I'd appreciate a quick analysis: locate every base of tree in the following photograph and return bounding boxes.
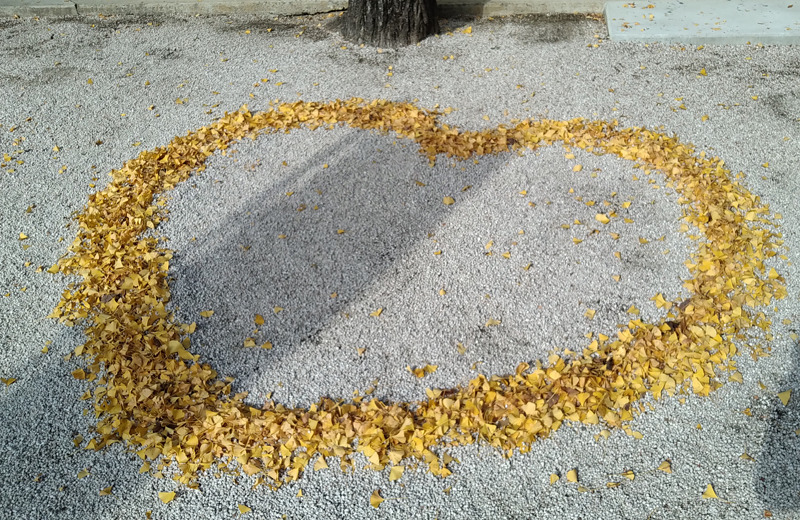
[341,0,439,48]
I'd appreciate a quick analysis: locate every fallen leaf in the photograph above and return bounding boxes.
[370,489,384,508]
[19,233,28,240]
[99,486,113,496]
[389,466,404,481]
[238,504,251,514]
[199,310,214,318]
[273,306,283,314]
[778,390,791,406]
[702,484,718,499]
[550,473,559,485]
[584,309,596,319]
[485,318,501,327]
[740,453,755,462]
[443,196,455,205]
[314,457,328,471]
[370,307,383,317]
[657,460,672,473]
[566,469,578,483]
[158,491,176,504]
[254,314,264,326]
[573,164,583,172]
[1,377,17,386]
[77,468,89,479]
[621,470,635,480]
[595,213,610,224]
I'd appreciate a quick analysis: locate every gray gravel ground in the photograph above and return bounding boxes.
[0,11,799,520]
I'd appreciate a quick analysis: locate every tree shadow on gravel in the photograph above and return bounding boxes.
[756,336,800,515]
[167,126,507,407]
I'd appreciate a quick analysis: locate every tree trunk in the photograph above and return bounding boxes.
[341,0,439,48]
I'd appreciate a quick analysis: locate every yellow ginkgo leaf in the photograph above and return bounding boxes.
[238,504,252,514]
[584,309,596,319]
[254,314,264,326]
[729,371,744,383]
[621,470,635,481]
[595,213,610,224]
[549,473,559,485]
[243,338,256,348]
[778,390,791,406]
[443,196,455,205]
[273,306,283,313]
[566,469,578,483]
[370,489,384,508]
[158,491,176,504]
[199,310,214,318]
[572,164,583,172]
[702,484,718,499]
[19,233,28,240]
[463,26,472,34]
[389,466,404,481]
[699,67,707,76]
[77,468,89,479]
[485,318,501,327]
[657,460,672,473]
[1,377,16,386]
[740,453,755,462]
[314,457,328,471]
[99,486,113,496]
[370,307,383,317]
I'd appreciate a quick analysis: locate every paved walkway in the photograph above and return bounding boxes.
[1,0,799,44]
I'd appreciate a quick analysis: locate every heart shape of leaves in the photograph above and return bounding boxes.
[50,98,786,487]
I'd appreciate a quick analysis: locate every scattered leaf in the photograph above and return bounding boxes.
[485,318,501,327]
[702,484,718,500]
[99,486,113,496]
[238,504,251,514]
[199,310,214,318]
[389,466,404,481]
[550,473,559,485]
[443,196,455,205]
[778,390,791,406]
[370,308,383,317]
[254,314,264,326]
[370,489,384,508]
[566,469,578,483]
[657,460,672,473]
[77,468,89,479]
[158,491,176,504]
[621,470,635,480]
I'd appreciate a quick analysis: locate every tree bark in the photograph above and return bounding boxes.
[341,0,439,48]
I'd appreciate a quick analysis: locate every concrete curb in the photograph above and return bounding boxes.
[0,0,604,18]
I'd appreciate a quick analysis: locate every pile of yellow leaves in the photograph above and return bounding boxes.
[48,98,786,488]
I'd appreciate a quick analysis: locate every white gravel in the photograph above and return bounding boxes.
[0,11,799,520]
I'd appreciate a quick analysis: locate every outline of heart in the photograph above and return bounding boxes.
[50,98,786,487]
